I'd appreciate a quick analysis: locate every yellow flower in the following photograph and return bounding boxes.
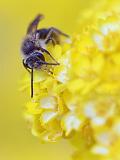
[23,6,120,160]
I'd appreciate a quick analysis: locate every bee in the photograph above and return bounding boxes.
[21,14,69,98]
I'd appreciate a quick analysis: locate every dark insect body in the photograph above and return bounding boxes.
[21,14,69,98]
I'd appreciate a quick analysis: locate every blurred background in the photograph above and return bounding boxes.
[0,0,104,160]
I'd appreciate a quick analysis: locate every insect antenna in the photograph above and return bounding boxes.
[31,68,34,98]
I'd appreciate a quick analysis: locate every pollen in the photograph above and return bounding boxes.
[23,8,120,159]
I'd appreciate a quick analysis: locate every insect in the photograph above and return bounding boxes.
[21,14,69,98]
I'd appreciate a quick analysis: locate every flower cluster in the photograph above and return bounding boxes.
[23,10,120,158]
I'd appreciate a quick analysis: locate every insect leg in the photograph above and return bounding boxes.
[45,38,56,45]
[37,59,60,66]
[48,27,69,37]
[41,65,53,75]
[39,47,60,65]
[27,14,44,34]
[44,28,57,44]
[43,62,59,65]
